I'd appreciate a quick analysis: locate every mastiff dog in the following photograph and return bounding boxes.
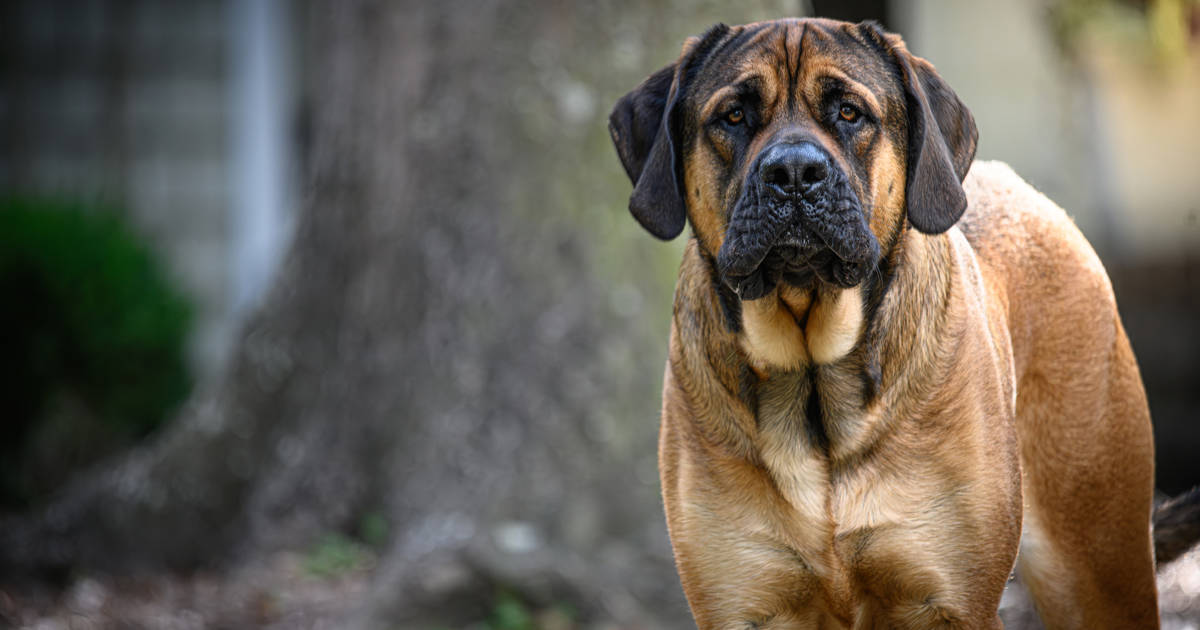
[609,17,1200,629]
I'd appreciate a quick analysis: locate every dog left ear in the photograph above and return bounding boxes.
[862,23,978,234]
[609,24,730,240]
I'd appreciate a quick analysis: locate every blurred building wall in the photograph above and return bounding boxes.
[893,0,1200,259]
[0,0,297,381]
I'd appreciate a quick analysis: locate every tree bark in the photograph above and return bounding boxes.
[2,1,797,626]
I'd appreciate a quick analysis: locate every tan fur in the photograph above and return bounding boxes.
[741,292,811,370]
[805,287,864,365]
[636,19,1157,630]
[962,162,1158,628]
[741,285,864,370]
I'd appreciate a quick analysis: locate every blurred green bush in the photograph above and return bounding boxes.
[0,198,192,507]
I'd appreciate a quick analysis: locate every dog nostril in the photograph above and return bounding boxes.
[802,163,827,184]
[766,165,791,189]
[761,142,830,195]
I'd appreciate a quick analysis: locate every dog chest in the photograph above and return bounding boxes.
[753,368,880,562]
[750,367,973,618]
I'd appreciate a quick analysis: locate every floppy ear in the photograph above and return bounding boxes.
[609,25,729,240]
[866,24,978,234]
[609,63,686,239]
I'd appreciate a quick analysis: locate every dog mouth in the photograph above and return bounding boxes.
[720,231,873,301]
[716,178,879,301]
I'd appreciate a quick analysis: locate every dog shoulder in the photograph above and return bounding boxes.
[958,160,1124,384]
[959,160,1114,298]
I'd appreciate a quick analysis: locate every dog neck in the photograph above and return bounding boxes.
[733,227,956,377]
[669,228,965,460]
[739,284,865,373]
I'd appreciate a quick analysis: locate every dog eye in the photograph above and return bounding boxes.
[724,108,745,125]
[838,104,860,123]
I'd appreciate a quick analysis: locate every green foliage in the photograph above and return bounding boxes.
[0,197,192,506]
[1050,0,1199,66]
[482,589,577,630]
[302,533,371,578]
[301,513,388,579]
[358,510,390,548]
[488,590,534,630]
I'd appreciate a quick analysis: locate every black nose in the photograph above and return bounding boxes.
[758,142,831,199]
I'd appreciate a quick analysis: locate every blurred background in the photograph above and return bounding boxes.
[0,0,1196,628]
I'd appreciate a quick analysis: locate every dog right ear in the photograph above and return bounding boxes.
[609,25,729,241]
[609,59,688,240]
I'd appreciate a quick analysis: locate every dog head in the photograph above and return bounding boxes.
[610,18,976,301]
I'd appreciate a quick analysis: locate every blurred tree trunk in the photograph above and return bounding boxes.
[2,1,795,626]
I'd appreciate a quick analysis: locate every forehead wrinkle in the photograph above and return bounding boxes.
[699,85,740,121]
[774,24,790,81]
[726,46,784,114]
[736,28,785,116]
[766,24,795,113]
[789,22,804,89]
[726,23,778,60]
[780,22,813,121]
[814,68,882,116]
[801,24,895,102]
[715,70,776,115]
[700,24,783,102]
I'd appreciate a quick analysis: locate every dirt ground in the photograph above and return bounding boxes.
[2,545,1199,630]
[0,551,373,630]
